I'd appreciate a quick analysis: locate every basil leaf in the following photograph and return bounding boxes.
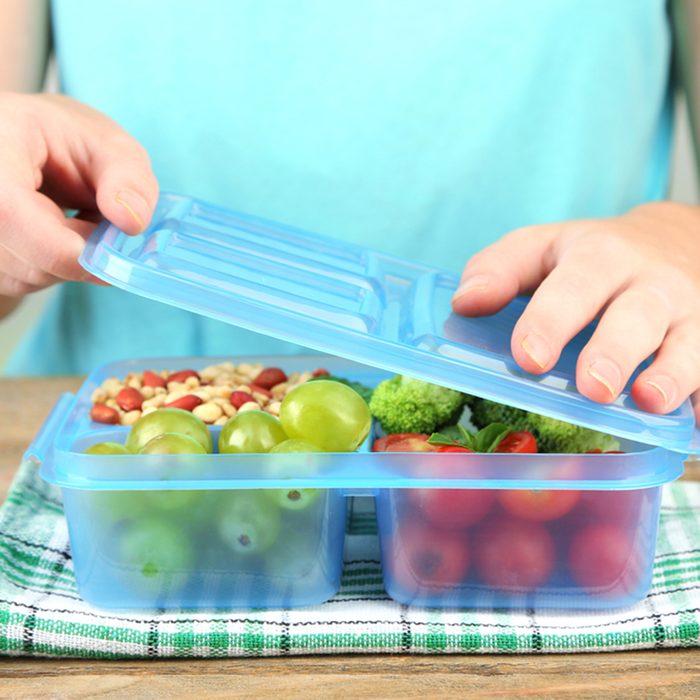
[474,423,512,453]
[427,432,462,446]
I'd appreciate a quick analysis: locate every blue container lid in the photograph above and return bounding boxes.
[80,193,700,454]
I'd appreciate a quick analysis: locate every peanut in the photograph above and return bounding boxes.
[193,401,223,424]
[90,388,107,404]
[122,410,142,426]
[266,400,281,416]
[116,387,144,412]
[142,394,166,410]
[253,367,287,390]
[90,403,120,424]
[237,401,261,413]
[222,403,237,417]
[164,394,204,411]
[103,378,123,399]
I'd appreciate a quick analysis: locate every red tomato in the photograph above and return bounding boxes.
[498,489,581,522]
[474,518,555,590]
[569,524,635,591]
[578,490,643,527]
[435,445,473,453]
[410,488,494,529]
[495,431,538,453]
[389,522,470,591]
[372,433,433,453]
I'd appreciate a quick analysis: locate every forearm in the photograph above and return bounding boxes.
[0,0,51,92]
[671,0,700,180]
[0,1,51,322]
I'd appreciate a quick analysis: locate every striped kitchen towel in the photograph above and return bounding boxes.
[0,460,699,658]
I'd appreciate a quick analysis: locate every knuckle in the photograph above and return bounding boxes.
[0,276,34,298]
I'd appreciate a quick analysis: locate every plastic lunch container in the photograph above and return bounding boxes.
[25,193,700,611]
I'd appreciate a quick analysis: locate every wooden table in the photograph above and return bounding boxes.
[1,377,699,699]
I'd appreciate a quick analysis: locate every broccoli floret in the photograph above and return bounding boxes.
[369,375,466,434]
[468,398,619,453]
[307,375,374,404]
[532,415,620,453]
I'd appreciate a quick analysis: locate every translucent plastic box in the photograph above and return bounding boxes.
[29,354,684,611]
[25,192,699,610]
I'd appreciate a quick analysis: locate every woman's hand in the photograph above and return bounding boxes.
[452,202,700,421]
[0,92,158,307]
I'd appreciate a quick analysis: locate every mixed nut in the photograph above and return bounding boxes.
[89,362,325,426]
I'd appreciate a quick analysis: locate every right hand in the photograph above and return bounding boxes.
[0,92,159,299]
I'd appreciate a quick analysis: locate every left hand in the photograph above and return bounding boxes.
[452,202,700,423]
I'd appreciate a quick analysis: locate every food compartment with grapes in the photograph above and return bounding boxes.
[67,358,372,609]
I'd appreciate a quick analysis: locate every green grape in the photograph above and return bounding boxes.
[125,408,212,453]
[136,433,207,512]
[93,491,150,524]
[85,442,131,455]
[267,438,323,510]
[279,380,371,452]
[116,517,193,582]
[269,439,322,453]
[262,526,321,579]
[218,491,281,555]
[218,411,287,454]
[138,432,207,455]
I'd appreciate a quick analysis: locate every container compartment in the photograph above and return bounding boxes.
[376,485,660,609]
[63,486,346,609]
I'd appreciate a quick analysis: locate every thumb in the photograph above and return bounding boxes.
[451,224,560,317]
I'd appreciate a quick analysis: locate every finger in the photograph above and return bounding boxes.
[0,189,99,283]
[510,248,632,374]
[21,96,160,235]
[451,224,560,317]
[575,282,673,403]
[83,131,159,235]
[692,389,700,427]
[631,318,700,414]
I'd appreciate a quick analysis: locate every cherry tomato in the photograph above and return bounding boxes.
[435,445,473,453]
[577,490,642,527]
[474,518,555,590]
[409,488,494,529]
[498,489,581,522]
[569,523,635,591]
[372,433,433,452]
[389,521,470,592]
[495,431,537,453]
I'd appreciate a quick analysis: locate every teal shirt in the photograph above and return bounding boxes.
[6,0,673,375]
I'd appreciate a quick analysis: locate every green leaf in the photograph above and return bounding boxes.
[427,432,463,447]
[473,423,512,453]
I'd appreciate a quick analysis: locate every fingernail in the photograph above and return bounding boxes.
[452,274,491,301]
[645,377,675,411]
[114,190,146,230]
[520,332,552,369]
[587,358,622,400]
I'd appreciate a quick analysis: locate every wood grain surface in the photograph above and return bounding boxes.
[0,377,699,699]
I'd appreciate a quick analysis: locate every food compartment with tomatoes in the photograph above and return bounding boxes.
[369,381,682,609]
